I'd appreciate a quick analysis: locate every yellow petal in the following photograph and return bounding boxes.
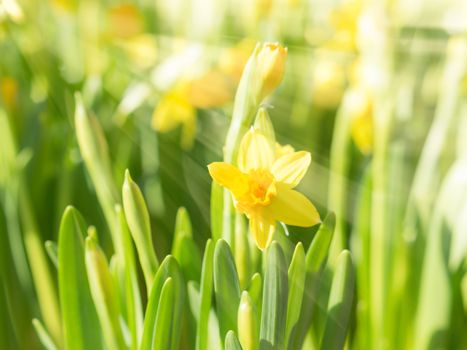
[266,183,320,227]
[207,162,248,198]
[271,151,311,187]
[237,129,274,173]
[275,143,294,158]
[249,216,275,250]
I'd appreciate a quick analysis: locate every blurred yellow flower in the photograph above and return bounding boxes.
[219,40,255,82]
[0,77,18,110]
[151,84,196,149]
[186,70,235,108]
[328,0,362,51]
[208,129,320,249]
[151,70,236,149]
[348,86,373,154]
[312,60,345,109]
[107,4,144,39]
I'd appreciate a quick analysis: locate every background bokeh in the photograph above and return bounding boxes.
[1,0,467,349]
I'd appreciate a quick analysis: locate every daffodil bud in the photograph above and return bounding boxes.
[256,43,287,101]
[253,107,276,147]
[237,291,259,350]
[122,169,159,289]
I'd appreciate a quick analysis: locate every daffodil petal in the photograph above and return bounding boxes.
[238,129,274,172]
[249,217,275,250]
[267,183,320,227]
[271,151,311,187]
[207,162,248,198]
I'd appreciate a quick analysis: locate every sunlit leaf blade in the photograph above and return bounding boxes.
[214,239,241,343]
[172,208,202,283]
[153,277,175,350]
[115,205,143,350]
[321,250,355,350]
[196,239,215,350]
[140,255,185,350]
[285,243,306,349]
[225,330,243,350]
[74,93,119,235]
[248,272,263,321]
[58,206,102,350]
[44,241,58,269]
[32,319,58,350]
[85,228,126,350]
[291,212,335,349]
[260,241,288,350]
[122,169,159,290]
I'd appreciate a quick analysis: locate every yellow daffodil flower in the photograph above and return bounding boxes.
[208,129,320,249]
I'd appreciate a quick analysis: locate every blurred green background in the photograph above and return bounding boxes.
[1,0,466,349]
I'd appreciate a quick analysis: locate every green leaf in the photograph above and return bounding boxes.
[196,239,215,350]
[248,272,263,317]
[58,206,102,350]
[234,214,251,289]
[225,331,243,350]
[210,182,223,241]
[122,169,159,290]
[74,93,119,235]
[85,228,126,350]
[290,212,335,349]
[214,239,241,343]
[32,319,58,350]
[320,250,355,350]
[153,278,175,350]
[285,243,306,349]
[115,205,143,350]
[44,241,58,269]
[260,241,288,350]
[140,255,185,350]
[172,208,202,283]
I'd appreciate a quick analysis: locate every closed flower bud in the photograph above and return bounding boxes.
[256,43,287,100]
[238,291,258,350]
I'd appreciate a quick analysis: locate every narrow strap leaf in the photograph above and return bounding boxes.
[285,243,306,348]
[260,241,288,350]
[320,250,355,350]
[225,331,243,350]
[196,239,215,350]
[291,212,335,349]
[214,239,241,343]
[58,206,102,350]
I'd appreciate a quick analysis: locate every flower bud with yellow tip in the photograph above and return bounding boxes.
[238,291,259,350]
[256,43,287,101]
